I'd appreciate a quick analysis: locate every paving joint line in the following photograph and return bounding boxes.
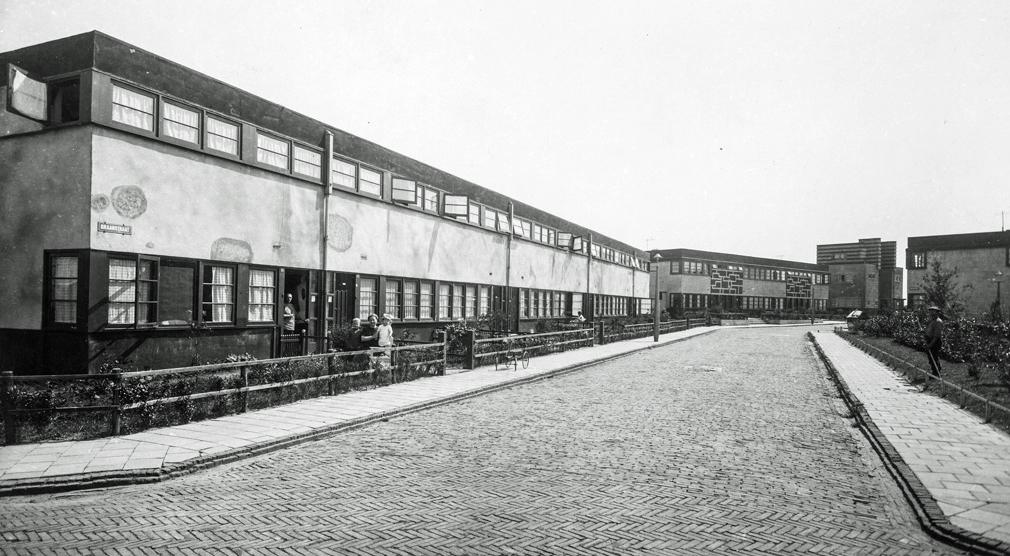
[808,331,1010,556]
[0,329,716,497]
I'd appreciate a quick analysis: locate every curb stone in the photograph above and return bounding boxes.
[0,329,717,497]
[808,331,1010,556]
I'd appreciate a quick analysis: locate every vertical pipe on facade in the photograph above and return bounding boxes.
[587,234,593,315]
[321,131,333,287]
[506,202,513,321]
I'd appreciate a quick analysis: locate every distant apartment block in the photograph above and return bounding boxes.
[648,249,829,315]
[906,231,1010,317]
[817,238,904,311]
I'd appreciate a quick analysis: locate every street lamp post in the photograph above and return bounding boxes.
[652,253,663,342]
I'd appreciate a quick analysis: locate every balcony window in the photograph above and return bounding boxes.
[359,167,382,196]
[293,145,322,179]
[206,116,239,156]
[112,84,155,131]
[162,102,200,144]
[256,133,289,170]
[332,158,357,189]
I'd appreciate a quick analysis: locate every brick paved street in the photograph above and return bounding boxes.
[1,327,960,554]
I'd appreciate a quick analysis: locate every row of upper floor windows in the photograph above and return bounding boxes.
[6,65,646,271]
[656,259,830,283]
[908,248,1010,270]
[99,78,646,269]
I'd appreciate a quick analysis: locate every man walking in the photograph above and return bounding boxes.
[924,306,944,377]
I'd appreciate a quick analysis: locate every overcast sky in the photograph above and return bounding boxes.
[3,0,1009,264]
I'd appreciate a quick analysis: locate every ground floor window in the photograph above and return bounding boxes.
[358,277,377,319]
[249,269,276,322]
[50,255,79,324]
[202,266,235,323]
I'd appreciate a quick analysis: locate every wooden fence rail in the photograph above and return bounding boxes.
[1,343,445,445]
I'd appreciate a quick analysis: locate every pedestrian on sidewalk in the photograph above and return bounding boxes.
[924,305,944,376]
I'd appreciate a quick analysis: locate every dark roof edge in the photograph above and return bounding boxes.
[907,230,1010,251]
[649,248,826,271]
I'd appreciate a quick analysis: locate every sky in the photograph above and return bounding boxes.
[2,0,1009,264]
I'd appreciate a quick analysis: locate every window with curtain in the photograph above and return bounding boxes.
[248,269,276,322]
[359,167,382,196]
[206,116,239,155]
[51,255,78,324]
[108,258,137,325]
[162,102,199,144]
[438,284,450,319]
[385,280,401,319]
[256,133,289,170]
[202,266,234,322]
[520,289,528,318]
[403,281,418,319]
[465,285,476,318]
[112,84,154,131]
[358,278,377,318]
[452,285,464,319]
[419,282,433,319]
[293,145,322,179]
[478,286,489,317]
[332,158,356,189]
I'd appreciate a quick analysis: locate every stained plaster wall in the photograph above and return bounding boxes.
[0,126,92,330]
[90,130,320,268]
[589,260,647,298]
[92,129,511,285]
[509,240,587,292]
[327,199,507,284]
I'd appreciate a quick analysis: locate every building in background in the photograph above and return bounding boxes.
[906,230,1010,317]
[816,238,904,312]
[0,32,651,374]
[648,249,829,316]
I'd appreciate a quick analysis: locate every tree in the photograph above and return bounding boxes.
[920,259,971,316]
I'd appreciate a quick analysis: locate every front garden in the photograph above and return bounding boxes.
[846,308,1010,434]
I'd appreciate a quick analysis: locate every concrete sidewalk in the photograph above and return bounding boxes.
[812,331,1010,555]
[0,326,717,496]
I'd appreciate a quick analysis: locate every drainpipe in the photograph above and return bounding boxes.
[587,233,593,318]
[507,202,514,332]
[321,131,333,339]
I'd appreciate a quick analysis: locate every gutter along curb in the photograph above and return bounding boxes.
[808,332,1010,556]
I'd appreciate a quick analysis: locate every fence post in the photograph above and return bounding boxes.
[240,365,249,413]
[327,354,335,396]
[440,330,448,375]
[110,369,123,437]
[1,371,16,445]
[465,330,476,370]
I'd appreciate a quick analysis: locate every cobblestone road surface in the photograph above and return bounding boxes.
[2,327,961,554]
